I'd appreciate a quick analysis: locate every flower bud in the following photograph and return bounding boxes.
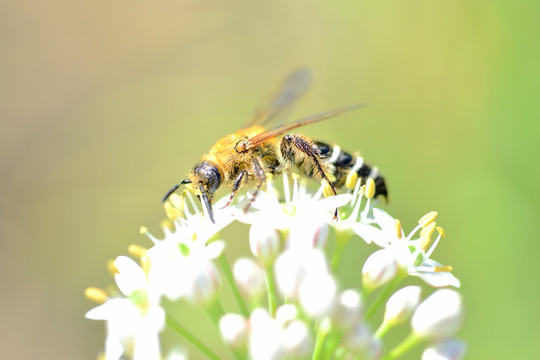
[219,313,248,349]
[281,320,312,357]
[422,339,467,360]
[343,323,381,359]
[412,289,463,340]
[188,262,222,306]
[298,273,337,318]
[249,222,280,265]
[233,257,265,300]
[362,249,398,290]
[331,289,363,331]
[384,286,422,325]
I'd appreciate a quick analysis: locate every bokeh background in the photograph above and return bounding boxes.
[1,0,538,359]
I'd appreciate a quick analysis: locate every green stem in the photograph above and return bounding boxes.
[375,319,392,338]
[218,253,250,317]
[364,275,404,321]
[311,324,327,360]
[166,314,220,360]
[264,263,277,317]
[331,230,352,272]
[381,333,422,360]
[206,298,226,326]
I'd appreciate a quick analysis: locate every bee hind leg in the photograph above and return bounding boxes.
[281,134,339,220]
[221,170,247,208]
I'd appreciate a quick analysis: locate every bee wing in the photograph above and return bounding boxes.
[244,104,366,150]
[247,68,312,126]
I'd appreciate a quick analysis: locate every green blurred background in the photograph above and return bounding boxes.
[1,0,538,359]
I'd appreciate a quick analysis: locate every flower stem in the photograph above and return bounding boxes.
[331,230,352,272]
[364,275,403,321]
[165,314,220,360]
[264,263,278,317]
[218,253,250,317]
[381,333,421,360]
[375,319,392,338]
[311,323,328,360]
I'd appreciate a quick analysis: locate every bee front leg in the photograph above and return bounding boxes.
[222,170,248,208]
[281,134,339,220]
[243,158,266,213]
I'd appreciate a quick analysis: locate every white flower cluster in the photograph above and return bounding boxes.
[86,175,465,360]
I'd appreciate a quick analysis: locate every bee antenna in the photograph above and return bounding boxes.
[198,185,215,223]
[162,179,191,202]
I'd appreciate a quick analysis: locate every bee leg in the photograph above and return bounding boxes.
[244,159,266,213]
[221,170,247,208]
[281,134,339,220]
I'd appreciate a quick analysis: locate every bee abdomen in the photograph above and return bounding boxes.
[314,140,388,199]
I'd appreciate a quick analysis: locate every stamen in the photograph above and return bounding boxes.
[365,178,376,199]
[283,173,291,203]
[345,171,358,190]
[164,201,183,221]
[420,222,437,238]
[436,226,446,238]
[160,219,174,233]
[322,179,334,198]
[139,226,158,244]
[418,211,438,228]
[85,287,108,304]
[394,219,403,239]
[419,222,436,250]
[128,244,148,259]
[168,193,185,212]
[349,179,364,221]
[434,265,453,272]
[292,173,300,202]
[107,259,118,275]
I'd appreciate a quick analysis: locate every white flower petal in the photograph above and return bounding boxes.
[114,256,147,296]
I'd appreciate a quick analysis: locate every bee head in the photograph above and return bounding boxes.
[188,161,222,223]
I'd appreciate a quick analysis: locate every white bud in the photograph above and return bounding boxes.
[275,249,328,299]
[276,304,298,325]
[332,289,363,331]
[298,273,337,318]
[249,309,282,360]
[422,339,467,360]
[249,222,280,265]
[281,320,312,357]
[384,286,422,325]
[188,262,222,306]
[412,289,463,340]
[362,249,398,290]
[219,313,248,349]
[233,257,265,300]
[343,323,381,359]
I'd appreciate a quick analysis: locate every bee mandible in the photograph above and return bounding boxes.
[162,69,387,222]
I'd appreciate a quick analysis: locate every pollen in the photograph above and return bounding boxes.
[168,193,185,212]
[394,219,403,239]
[107,259,118,275]
[345,170,358,190]
[139,226,148,234]
[85,287,108,304]
[419,222,436,250]
[160,219,174,232]
[434,265,453,273]
[436,226,446,238]
[164,201,183,221]
[322,179,334,198]
[365,178,376,199]
[418,211,438,228]
[128,244,148,259]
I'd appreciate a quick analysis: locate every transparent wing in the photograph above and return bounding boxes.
[244,104,366,150]
[247,67,312,127]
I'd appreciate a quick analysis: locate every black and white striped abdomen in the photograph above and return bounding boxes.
[315,140,388,199]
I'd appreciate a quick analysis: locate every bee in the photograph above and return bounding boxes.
[162,69,387,222]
